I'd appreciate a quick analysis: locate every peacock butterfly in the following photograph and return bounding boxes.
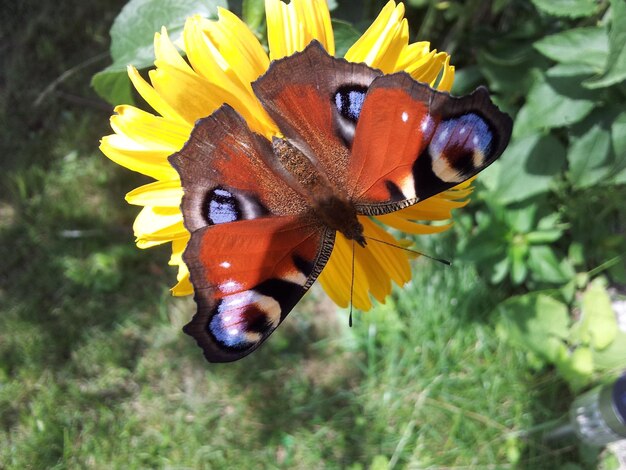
[169,40,513,363]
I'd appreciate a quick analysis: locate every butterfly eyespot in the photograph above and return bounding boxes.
[428,113,494,182]
[334,85,367,122]
[208,290,281,350]
[204,188,240,225]
[203,187,269,226]
[333,85,368,146]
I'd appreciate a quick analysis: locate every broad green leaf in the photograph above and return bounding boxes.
[568,123,612,188]
[528,245,573,284]
[109,0,226,66]
[556,346,594,391]
[332,19,361,58]
[526,229,564,244]
[487,134,566,204]
[92,0,226,105]
[569,347,594,376]
[534,27,608,70]
[242,0,265,33]
[477,44,541,99]
[585,0,626,89]
[506,204,537,233]
[611,111,626,182]
[547,63,602,77]
[92,69,135,106]
[578,279,618,349]
[593,331,626,369]
[530,0,599,18]
[370,455,390,470]
[513,72,601,138]
[496,293,570,362]
[510,243,529,285]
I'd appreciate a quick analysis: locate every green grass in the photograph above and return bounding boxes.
[0,0,613,468]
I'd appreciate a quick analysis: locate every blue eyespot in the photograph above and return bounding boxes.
[334,85,367,122]
[205,188,240,225]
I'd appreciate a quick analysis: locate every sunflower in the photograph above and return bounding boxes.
[100,0,473,311]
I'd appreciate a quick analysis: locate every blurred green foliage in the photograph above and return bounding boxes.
[1,0,625,468]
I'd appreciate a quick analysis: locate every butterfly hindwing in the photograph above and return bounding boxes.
[181,216,332,362]
[169,107,333,362]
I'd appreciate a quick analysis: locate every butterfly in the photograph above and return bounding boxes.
[169,40,513,363]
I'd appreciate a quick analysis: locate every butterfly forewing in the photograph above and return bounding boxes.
[349,73,513,213]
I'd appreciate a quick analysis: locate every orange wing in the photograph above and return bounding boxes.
[348,73,513,213]
[252,41,381,189]
[169,106,333,362]
[182,216,332,362]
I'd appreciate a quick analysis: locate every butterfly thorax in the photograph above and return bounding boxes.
[272,137,365,246]
[314,195,365,247]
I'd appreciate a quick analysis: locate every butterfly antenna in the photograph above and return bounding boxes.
[349,240,356,327]
[364,236,452,266]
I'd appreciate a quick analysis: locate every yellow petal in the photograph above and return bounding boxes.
[375,213,453,234]
[183,16,277,136]
[395,41,432,71]
[134,206,185,239]
[199,8,270,86]
[170,238,194,296]
[110,105,190,151]
[318,217,412,311]
[154,27,193,72]
[398,197,470,221]
[266,0,334,60]
[438,56,455,92]
[361,218,411,288]
[100,135,178,180]
[169,236,189,266]
[184,16,248,95]
[318,233,373,310]
[125,180,183,207]
[127,65,187,124]
[172,270,194,296]
[148,63,228,125]
[344,1,407,71]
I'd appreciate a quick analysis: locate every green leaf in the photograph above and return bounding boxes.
[510,243,529,285]
[332,19,361,58]
[496,293,570,362]
[530,0,599,18]
[568,123,612,188]
[92,69,135,106]
[585,0,626,89]
[534,27,608,71]
[547,63,602,77]
[593,331,626,369]
[556,346,594,390]
[528,245,573,284]
[487,134,566,204]
[477,43,540,99]
[242,0,265,34]
[611,111,626,182]
[92,0,226,104]
[526,229,564,244]
[370,455,390,470]
[578,279,618,349]
[513,72,601,138]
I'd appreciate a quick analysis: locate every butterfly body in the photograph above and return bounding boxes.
[169,41,512,362]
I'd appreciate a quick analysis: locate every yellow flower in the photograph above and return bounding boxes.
[100,0,469,309]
